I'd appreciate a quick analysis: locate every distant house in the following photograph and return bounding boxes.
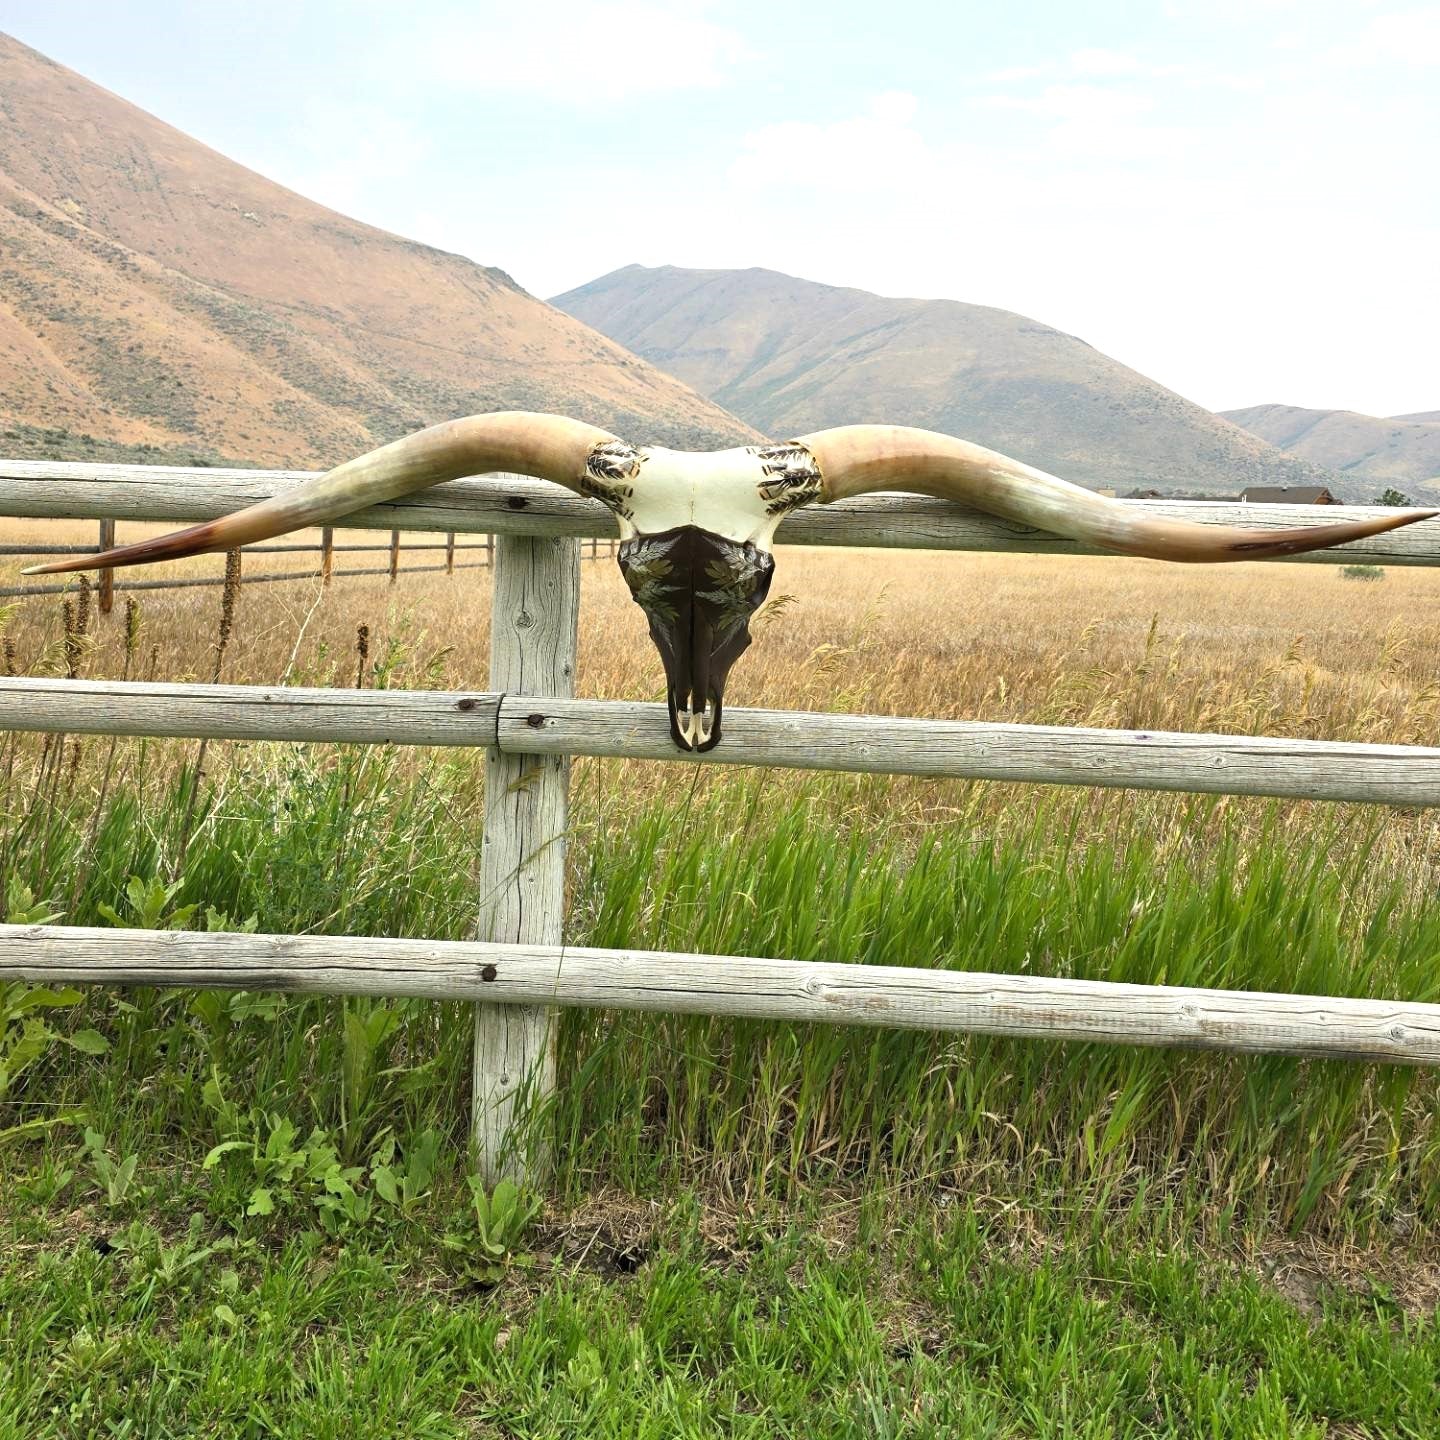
[1122,488,1240,502]
[1240,486,1339,505]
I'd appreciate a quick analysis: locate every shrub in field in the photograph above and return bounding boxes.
[1340,564,1386,581]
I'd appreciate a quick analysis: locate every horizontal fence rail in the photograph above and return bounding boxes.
[3,677,1438,806]
[3,459,1437,563]
[3,925,1437,1066]
[0,563,492,598]
[0,542,496,557]
[0,677,500,746]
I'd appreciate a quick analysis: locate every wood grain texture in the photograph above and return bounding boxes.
[2,678,1437,807]
[5,925,1437,1067]
[503,699,1440,806]
[3,460,1438,563]
[473,535,580,1182]
[0,564,489,599]
[0,676,501,746]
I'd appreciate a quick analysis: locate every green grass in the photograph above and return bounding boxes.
[8,746,1437,1228]
[2,1190,1436,1439]
[3,738,1439,1433]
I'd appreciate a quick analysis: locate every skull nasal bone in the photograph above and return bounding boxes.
[689,613,714,718]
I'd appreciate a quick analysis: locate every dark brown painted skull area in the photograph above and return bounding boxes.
[616,526,776,752]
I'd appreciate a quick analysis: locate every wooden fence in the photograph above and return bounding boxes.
[1,456,1439,1181]
[0,517,618,608]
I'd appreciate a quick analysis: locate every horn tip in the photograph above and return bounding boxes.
[18,560,93,576]
[1379,507,1440,531]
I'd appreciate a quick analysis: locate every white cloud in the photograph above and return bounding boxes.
[729,91,936,192]
[972,84,1192,162]
[425,1,753,102]
[977,84,1155,121]
[985,63,1051,84]
[1327,7,1440,66]
[1068,48,1150,76]
[249,101,432,218]
[985,50,1188,85]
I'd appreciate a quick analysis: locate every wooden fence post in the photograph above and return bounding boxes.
[97,520,115,614]
[388,530,400,584]
[472,534,579,1183]
[321,528,334,586]
[445,532,456,574]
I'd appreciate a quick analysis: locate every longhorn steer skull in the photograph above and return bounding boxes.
[28,413,1436,751]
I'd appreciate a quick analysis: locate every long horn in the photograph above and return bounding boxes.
[798,425,1438,562]
[23,412,615,576]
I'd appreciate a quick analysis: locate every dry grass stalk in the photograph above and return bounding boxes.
[4,515,1440,888]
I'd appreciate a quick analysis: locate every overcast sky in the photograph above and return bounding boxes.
[3,0,1437,416]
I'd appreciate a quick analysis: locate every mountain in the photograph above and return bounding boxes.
[552,264,1350,498]
[1220,404,1440,495]
[0,35,755,471]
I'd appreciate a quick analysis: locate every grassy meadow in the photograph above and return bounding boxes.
[2,518,1439,1435]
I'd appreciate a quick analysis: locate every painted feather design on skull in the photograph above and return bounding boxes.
[581,440,644,519]
[751,443,823,517]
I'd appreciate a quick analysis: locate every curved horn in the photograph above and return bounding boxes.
[798,424,1438,562]
[23,412,615,576]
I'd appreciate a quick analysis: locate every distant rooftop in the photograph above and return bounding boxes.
[1239,486,1338,505]
[1123,489,1241,502]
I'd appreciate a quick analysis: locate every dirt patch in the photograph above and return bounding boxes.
[1253,1234,1440,1324]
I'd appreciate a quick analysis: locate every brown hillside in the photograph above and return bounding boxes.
[0,34,756,469]
[553,264,1350,498]
[1221,404,1440,493]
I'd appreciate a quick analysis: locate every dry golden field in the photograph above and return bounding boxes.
[4,515,1439,882]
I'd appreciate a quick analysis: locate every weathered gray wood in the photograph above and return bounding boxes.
[507,699,1440,806]
[2,459,1436,564]
[0,676,500,745]
[0,563,490,598]
[473,535,580,1182]
[2,678,1438,807]
[4,925,1437,1067]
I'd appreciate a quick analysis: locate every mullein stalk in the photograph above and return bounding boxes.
[0,635,18,804]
